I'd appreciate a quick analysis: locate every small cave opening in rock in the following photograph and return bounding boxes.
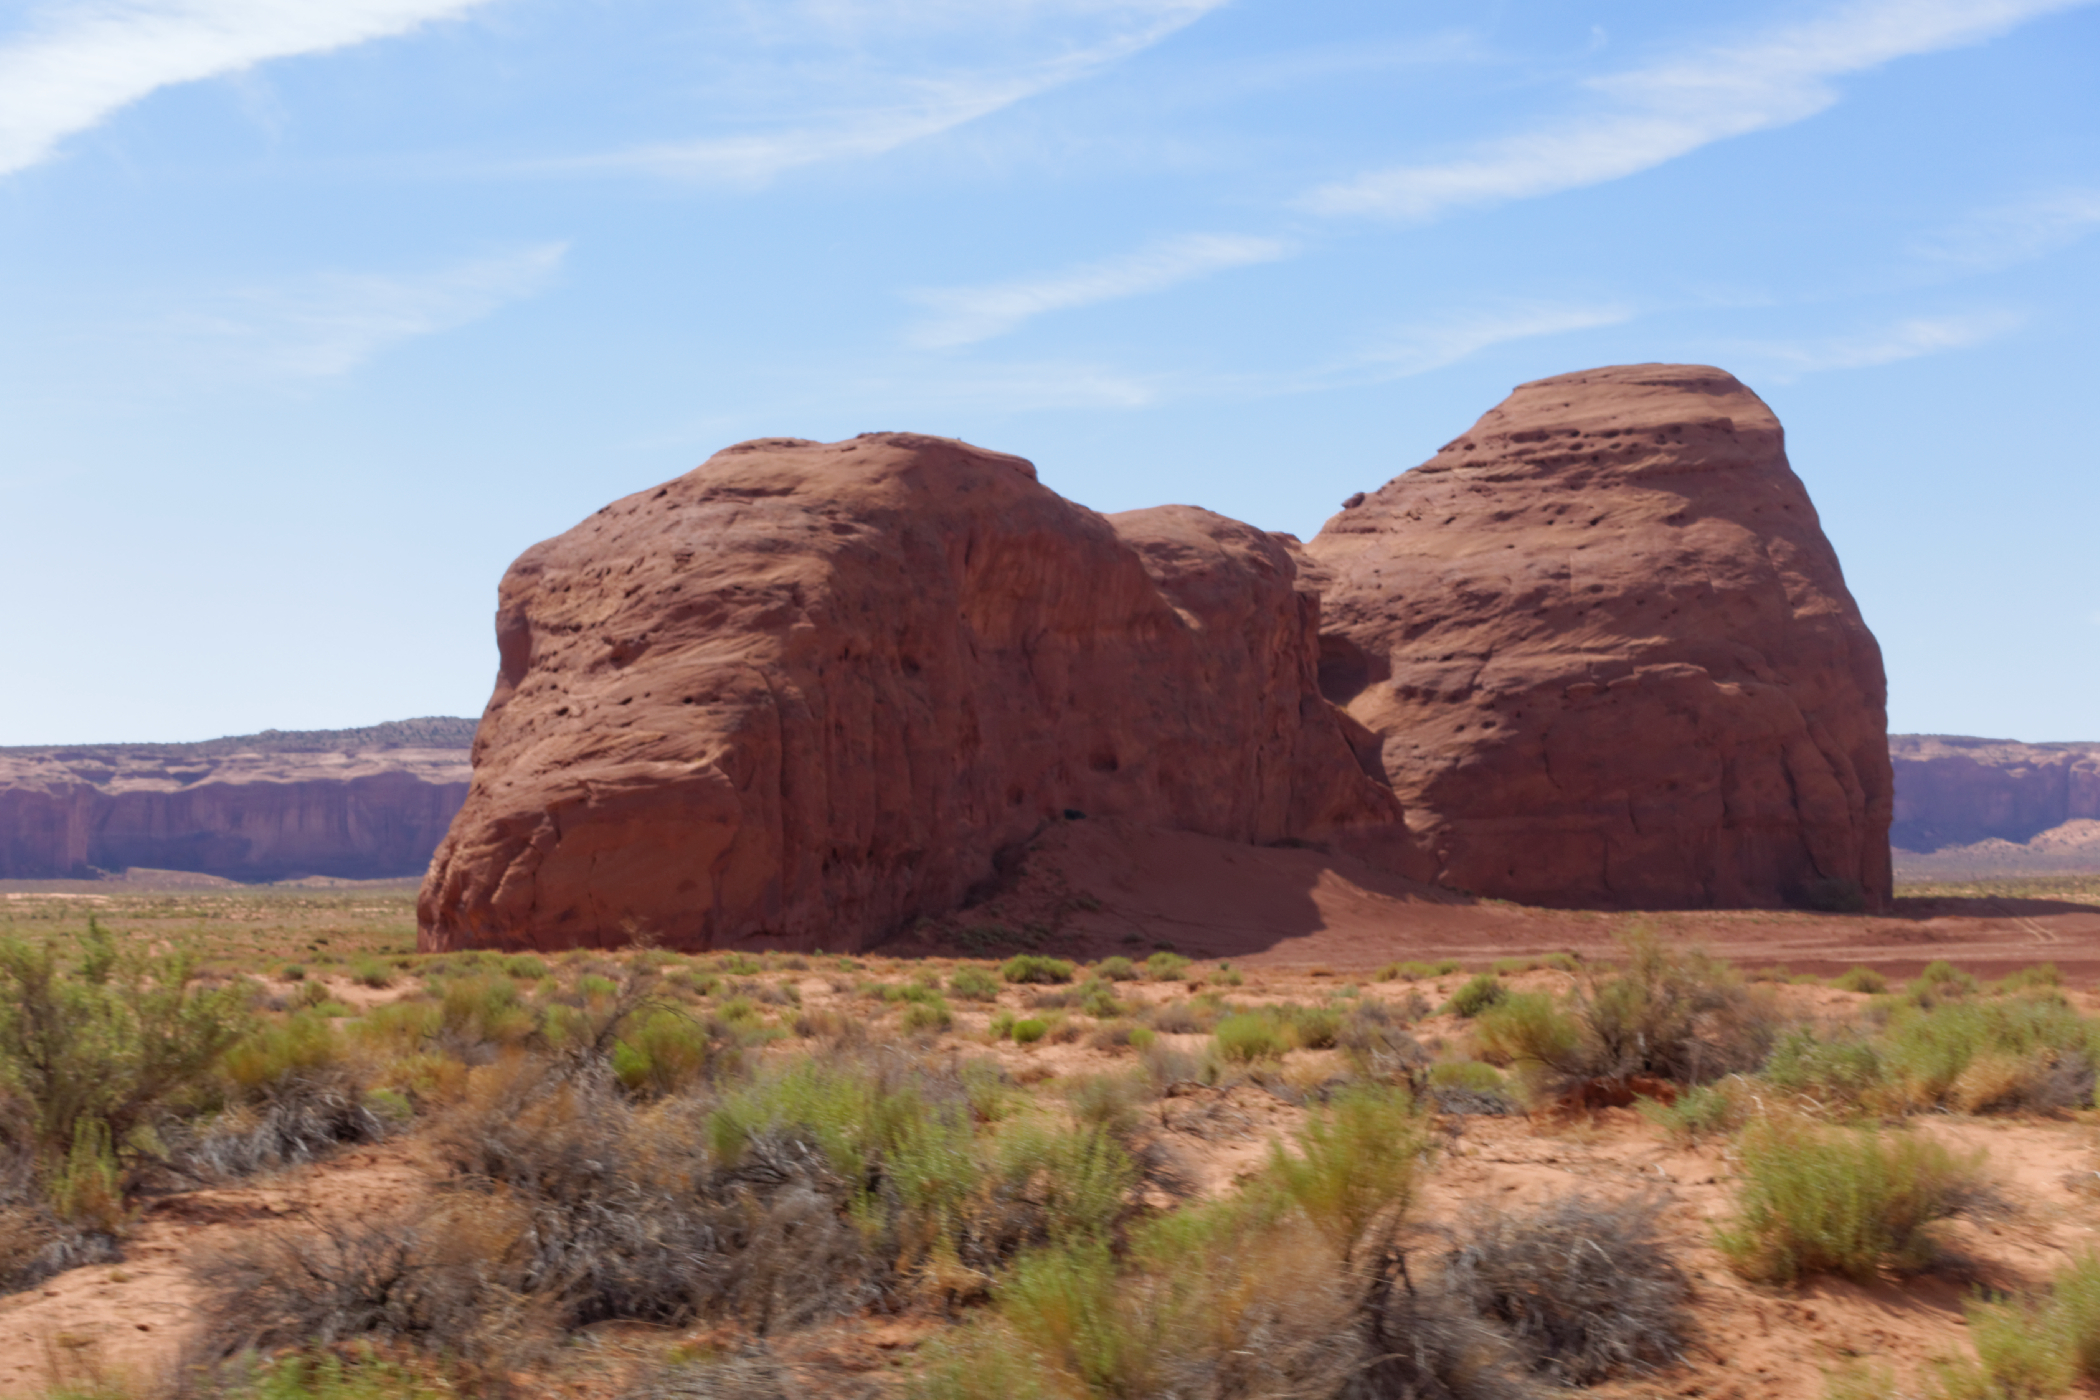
[1317,634,1376,706]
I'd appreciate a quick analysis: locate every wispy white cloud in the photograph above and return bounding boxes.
[905,232,1295,347]
[1301,0,2098,222]
[1911,188,2100,270]
[557,0,1224,183]
[168,243,567,379]
[878,298,1634,411]
[857,357,1165,411]
[1733,308,2023,378]
[1345,302,1638,381]
[0,0,496,178]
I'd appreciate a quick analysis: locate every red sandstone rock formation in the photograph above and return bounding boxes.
[1305,364,1893,911]
[0,720,473,881]
[418,434,1413,953]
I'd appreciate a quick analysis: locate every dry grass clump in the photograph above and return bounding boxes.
[1475,930,1779,1095]
[1443,1194,1690,1384]
[1716,1115,1983,1284]
[185,1201,539,1371]
[908,1084,1538,1400]
[428,1042,1133,1335]
[1764,989,2097,1118]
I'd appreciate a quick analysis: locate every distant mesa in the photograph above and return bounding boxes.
[1890,735,2100,879]
[0,718,474,883]
[420,364,1899,954]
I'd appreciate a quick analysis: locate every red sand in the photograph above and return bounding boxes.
[912,818,2100,980]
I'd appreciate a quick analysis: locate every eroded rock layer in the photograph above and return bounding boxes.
[1891,735,2100,853]
[1305,364,1893,910]
[418,434,1411,952]
[0,719,473,881]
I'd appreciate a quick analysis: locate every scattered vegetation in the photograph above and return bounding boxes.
[1715,1116,1982,1284]
[1445,1193,1691,1384]
[7,887,2100,1399]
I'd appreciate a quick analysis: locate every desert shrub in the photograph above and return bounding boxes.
[1960,1292,2077,1399]
[1762,1026,1885,1110]
[1875,995,2096,1114]
[1715,1117,1982,1283]
[436,973,537,1046]
[1907,960,1981,1006]
[1001,956,1076,986]
[2050,1251,2100,1381]
[1475,991,1583,1082]
[1444,973,1508,1019]
[914,1096,1524,1400]
[1339,1000,1432,1087]
[1444,1192,1689,1384]
[1011,1018,1049,1045]
[1428,1059,1521,1115]
[169,1044,393,1183]
[1285,1004,1343,1050]
[988,1010,1017,1040]
[1145,1000,1218,1036]
[982,1121,1134,1249]
[1212,964,1245,987]
[431,1050,1117,1335]
[901,997,955,1035]
[790,1006,850,1040]
[1833,966,1888,994]
[1144,951,1191,982]
[1064,1072,1147,1137]
[502,954,549,981]
[1637,1080,1746,1143]
[1478,933,1777,1093]
[188,1206,540,1371]
[1378,959,1461,982]
[1265,1083,1428,1262]
[1997,963,2065,994]
[1574,932,1776,1083]
[947,966,1002,1002]
[280,964,307,982]
[1213,1013,1288,1063]
[0,926,249,1205]
[1139,1041,1219,1092]
[1091,957,1138,983]
[1077,980,1122,1020]
[349,958,393,990]
[610,1009,720,1097]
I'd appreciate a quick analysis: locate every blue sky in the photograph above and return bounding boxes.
[1,0,2094,745]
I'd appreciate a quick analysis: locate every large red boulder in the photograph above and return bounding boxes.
[418,433,1410,952]
[1305,364,1893,910]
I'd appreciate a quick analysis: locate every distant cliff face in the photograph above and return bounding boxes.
[0,718,474,881]
[1890,735,2100,852]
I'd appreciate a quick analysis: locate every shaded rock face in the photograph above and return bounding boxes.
[419,433,1411,953]
[1891,735,2100,852]
[1306,364,1893,911]
[0,720,474,881]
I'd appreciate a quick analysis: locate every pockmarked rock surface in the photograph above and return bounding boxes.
[1305,364,1894,911]
[0,719,473,882]
[419,434,1415,953]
